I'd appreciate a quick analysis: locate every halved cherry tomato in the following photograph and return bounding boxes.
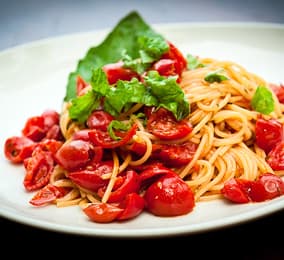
[22,116,45,142]
[102,170,141,203]
[269,83,284,104]
[68,161,113,192]
[162,41,187,78]
[83,202,124,223]
[255,117,283,154]
[255,173,284,200]
[152,59,177,77]
[4,136,36,163]
[144,173,195,216]
[23,147,54,191]
[55,140,91,171]
[102,61,139,85]
[147,108,192,140]
[86,110,114,131]
[117,193,145,220]
[221,178,251,203]
[88,123,138,149]
[29,184,68,206]
[267,141,284,170]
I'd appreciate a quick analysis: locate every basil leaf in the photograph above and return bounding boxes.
[187,54,204,70]
[65,11,167,101]
[205,71,229,83]
[107,120,131,140]
[251,85,274,115]
[144,71,190,120]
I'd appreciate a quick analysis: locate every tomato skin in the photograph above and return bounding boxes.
[106,170,141,203]
[22,116,45,142]
[267,141,284,170]
[83,202,124,223]
[4,136,36,163]
[102,61,139,85]
[117,193,145,220]
[55,140,91,171]
[76,75,88,96]
[23,147,54,191]
[152,59,177,77]
[256,173,284,200]
[147,108,192,140]
[86,110,114,131]
[88,123,138,149]
[255,118,283,154]
[269,83,284,104]
[144,174,195,216]
[29,184,67,206]
[221,178,251,203]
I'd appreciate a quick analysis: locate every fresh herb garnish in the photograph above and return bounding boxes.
[251,85,274,115]
[186,54,204,70]
[204,70,229,83]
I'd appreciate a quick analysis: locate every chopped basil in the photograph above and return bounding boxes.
[107,120,131,140]
[186,54,204,70]
[251,86,274,115]
[204,70,229,83]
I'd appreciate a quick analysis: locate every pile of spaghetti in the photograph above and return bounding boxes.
[4,12,284,223]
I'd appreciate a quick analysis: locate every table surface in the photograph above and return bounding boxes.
[1,0,284,257]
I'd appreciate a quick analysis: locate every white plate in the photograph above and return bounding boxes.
[1,22,284,238]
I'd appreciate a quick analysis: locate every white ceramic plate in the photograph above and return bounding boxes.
[1,22,284,238]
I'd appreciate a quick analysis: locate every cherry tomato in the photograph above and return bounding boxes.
[88,123,138,149]
[267,141,284,170]
[104,170,141,203]
[83,202,124,223]
[4,136,36,163]
[162,41,187,78]
[255,117,283,154]
[269,83,284,104]
[144,173,195,216]
[86,110,114,131]
[152,142,197,167]
[117,193,145,220]
[41,109,60,130]
[102,61,139,85]
[23,147,54,191]
[221,178,251,203]
[22,116,45,142]
[55,140,91,171]
[255,173,284,200]
[68,161,113,192]
[152,59,177,77]
[29,184,68,206]
[147,108,192,140]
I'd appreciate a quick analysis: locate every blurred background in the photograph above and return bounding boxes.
[1,0,284,50]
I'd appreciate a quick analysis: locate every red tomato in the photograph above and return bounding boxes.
[41,109,60,130]
[152,142,197,167]
[255,118,283,154]
[83,202,123,223]
[269,83,284,104]
[55,140,91,171]
[117,193,145,220]
[22,116,45,142]
[144,174,195,216]
[68,161,113,192]
[152,59,178,77]
[267,141,284,170]
[23,147,54,191]
[256,173,284,200]
[4,136,36,163]
[162,41,187,78]
[86,110,114,131]
[147,108,192,140]
[29,184,68,206]
[221,178,251,203]
[88,123,138,149]
[105,170,141,203]
[102,61,139,85]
